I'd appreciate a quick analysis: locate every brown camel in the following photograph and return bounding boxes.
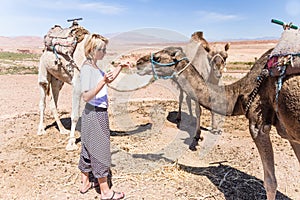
[144,31,229,144]
[37,24,90,150]
[135,38,300,199]
[175,32,229,137]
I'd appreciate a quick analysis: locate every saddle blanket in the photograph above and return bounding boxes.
[267,29,300,76]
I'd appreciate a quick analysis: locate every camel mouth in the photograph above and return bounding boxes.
[136,69,147,76]
[136,62,149,76]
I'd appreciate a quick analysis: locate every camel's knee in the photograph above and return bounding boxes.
[39,82,49,96]
[71,115,80,128]
[251,123,271,139]
[262,124,271,133]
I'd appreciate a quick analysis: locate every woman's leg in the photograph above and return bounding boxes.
[79,171,92,193]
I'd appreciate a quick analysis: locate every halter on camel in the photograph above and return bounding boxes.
[209,53,227,72]
[149,49,227,80]
[150,52,189,80]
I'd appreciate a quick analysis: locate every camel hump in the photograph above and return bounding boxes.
[191,31,204,41]
[190,31,210,52]
[267,29,300,76]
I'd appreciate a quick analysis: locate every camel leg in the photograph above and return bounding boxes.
[49,76,69,135]
[186,95,193,117]
[210,112,222,135]
[250,123,277,200]
[189,103,203,151]
[275,120,300,163]
[37,82,48,135]
[66,75,81,151]
[176,88,183,125]
[290,141,300,163]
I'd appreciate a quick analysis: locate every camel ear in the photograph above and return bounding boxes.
[225,43,230,51]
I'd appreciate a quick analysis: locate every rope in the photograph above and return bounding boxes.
[177,42,201,76]
[244,69,269,114]
[176,60,192,76]
[209,53,225,66]
[150,53,189,80]
[275,65,286,111]
[107,79,154,92]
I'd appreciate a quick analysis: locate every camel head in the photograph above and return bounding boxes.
[136,47,187,79]
[206,43,230,80]
[188,31,230,81]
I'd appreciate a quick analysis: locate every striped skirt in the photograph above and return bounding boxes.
[78,105,111,178]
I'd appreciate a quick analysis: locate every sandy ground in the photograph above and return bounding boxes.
[0,73,299,200]
[0,39,299,200]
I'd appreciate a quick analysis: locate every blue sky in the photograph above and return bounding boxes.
[1,0,300,41]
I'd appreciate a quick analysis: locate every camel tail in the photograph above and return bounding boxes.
[46,84,50,96]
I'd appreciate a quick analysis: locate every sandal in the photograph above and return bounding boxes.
[101,191,125,200]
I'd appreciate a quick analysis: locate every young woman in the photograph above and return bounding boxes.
[78,34,130,200]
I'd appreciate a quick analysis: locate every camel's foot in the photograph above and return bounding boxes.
[37,128,46,135]
[189,135,204,151]
[66,138,78,151]
[210,129,222,135]
[189,139,198,151]
[59,128,70,135]
[175,118,181,128]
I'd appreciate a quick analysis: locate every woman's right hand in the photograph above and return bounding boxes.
[104,71,114,83]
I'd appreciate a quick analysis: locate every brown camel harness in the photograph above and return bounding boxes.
[43,22,89,73]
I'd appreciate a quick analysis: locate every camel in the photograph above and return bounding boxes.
[37,23,90,151]
[135,36,300,199]
[153,31,230,145]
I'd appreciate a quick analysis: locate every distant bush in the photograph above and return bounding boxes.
[226,61,254,71]
[0,52,39,61]
[0,52,40,75]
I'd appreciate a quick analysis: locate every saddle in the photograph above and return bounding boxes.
[267,29,300,76]
[44,24,89,57]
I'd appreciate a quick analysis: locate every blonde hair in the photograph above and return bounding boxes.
[84,33,109,60]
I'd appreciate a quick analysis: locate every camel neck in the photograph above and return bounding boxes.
[175,48,272,116]
[174,60,231,115]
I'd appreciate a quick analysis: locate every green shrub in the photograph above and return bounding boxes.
[0,52,39,61]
